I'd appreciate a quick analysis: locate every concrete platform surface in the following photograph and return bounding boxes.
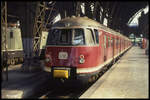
[80,46,149,98]
[1,63,51,98]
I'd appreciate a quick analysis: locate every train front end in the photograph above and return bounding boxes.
[45,28,86,80]
[44,17,100,83]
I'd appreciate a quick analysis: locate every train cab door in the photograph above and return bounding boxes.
[117,38,119,54]
[104,34,107,62]
[112,37,115,62]
[120,39,121,53]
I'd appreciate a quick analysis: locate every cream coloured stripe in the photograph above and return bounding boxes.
[77,57,113,74]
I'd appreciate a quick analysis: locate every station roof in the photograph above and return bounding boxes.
[101,1,148,23]
[6,1,148,37]
[6,1,148,24]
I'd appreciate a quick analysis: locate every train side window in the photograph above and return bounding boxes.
[94,29,99,44]
[113,38,115,46]
[108,36,112,47]
[120,39,121,46]
[10,31,13,38]
[108,36,110,47]
[104,35,107,48]
[111,37,113,46]
[85,28,95,45]
[116,38,118,46]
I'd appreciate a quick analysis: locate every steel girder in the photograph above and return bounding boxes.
[32,2,46,57]
[1,1,8,80]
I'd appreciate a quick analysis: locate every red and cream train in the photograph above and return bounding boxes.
[44,16,132,83]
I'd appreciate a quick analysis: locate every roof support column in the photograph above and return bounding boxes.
[1,1,8,81]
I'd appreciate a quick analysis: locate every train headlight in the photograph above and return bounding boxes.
[45,54,51,63]
[45,58,50,62]
[79,55,85,64]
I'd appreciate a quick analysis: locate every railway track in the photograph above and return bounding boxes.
[3,54,122,99]
[1,62,113,99]
[39,80,93,99]
[38,62,115,99]
[35,53,125,99]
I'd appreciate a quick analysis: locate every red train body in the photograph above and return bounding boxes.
[44,16,132,83]
[141,38,147,49]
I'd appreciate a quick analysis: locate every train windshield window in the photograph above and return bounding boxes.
[47,29,72,45]
[72,29,85,45]
[46,28,85,46]
[46,29,60,45]
[59,29,72,44]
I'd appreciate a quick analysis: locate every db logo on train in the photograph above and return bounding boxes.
[58,52,68,60]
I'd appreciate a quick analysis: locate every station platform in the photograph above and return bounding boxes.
[80,46,149,98]
[1,62,51,99]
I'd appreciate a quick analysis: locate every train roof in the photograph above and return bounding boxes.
[52,16,131,41]
[53,16,101,28]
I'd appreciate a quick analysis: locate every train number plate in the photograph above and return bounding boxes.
[58,52,68,59]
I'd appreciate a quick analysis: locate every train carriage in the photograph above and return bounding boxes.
[1,26,24,65]
[44,16,132,84]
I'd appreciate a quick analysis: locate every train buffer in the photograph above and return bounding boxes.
[80,46,148,98]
